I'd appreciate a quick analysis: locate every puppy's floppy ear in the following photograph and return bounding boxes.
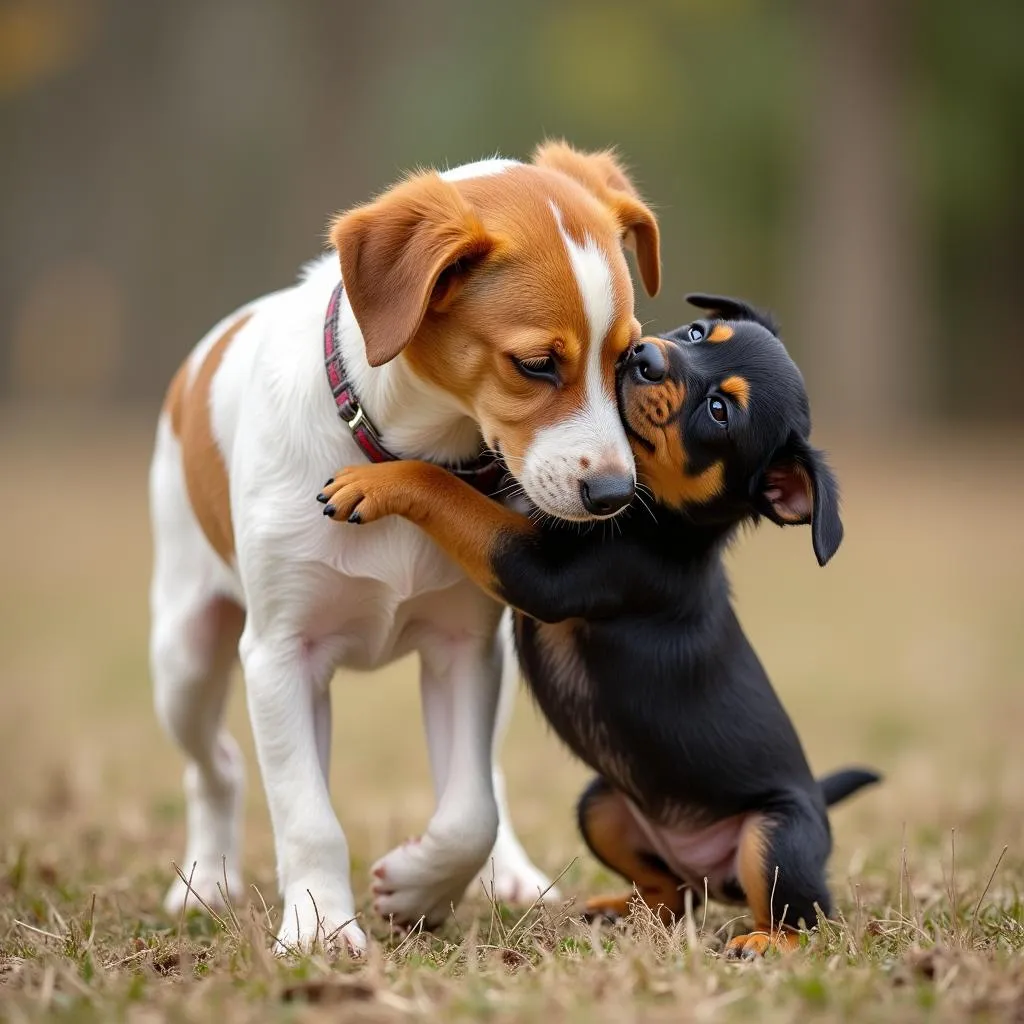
[756,434,843,566]
[330,172,494,367]
[686,293,778,335]
[533,140,661,297]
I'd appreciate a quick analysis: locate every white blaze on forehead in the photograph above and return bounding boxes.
[550,202,616,411]
[440,158,519,182]
[550,202,629,462]
[510,202,634,522]
[550,203,615,370]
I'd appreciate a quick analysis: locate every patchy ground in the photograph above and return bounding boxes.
[2,412,1023,1022]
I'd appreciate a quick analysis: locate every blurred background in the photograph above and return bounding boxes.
[1,0,1023,911]
[3,0,1024,425]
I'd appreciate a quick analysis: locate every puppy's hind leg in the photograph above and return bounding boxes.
[577,777,693,925]
[726,804,832,959]
[150,424,245,915]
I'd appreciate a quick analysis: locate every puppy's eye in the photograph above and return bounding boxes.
[512,354,559,384]
[687,324,705,343]
[707,396,729,427]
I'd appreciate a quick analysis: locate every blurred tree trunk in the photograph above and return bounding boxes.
[793,0,929,434]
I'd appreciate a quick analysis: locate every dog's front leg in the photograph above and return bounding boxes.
[239,629,366,956]
[370,631,501,927]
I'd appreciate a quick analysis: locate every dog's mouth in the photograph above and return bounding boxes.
[500,440,634,523]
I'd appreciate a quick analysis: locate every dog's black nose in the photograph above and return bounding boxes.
[626,341,666,383]
[580,474,635,516]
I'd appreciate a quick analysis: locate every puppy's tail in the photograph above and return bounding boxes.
[818,767,882,807]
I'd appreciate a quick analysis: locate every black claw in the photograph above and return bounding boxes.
[348,510,362,524]
[324,477,334,487]
[316,492,328,503]
[324,505,336,518]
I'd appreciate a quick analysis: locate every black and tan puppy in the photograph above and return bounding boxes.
[315,294,880,958]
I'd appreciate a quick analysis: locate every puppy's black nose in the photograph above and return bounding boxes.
[627,341,666,383]
[580,474,635,516]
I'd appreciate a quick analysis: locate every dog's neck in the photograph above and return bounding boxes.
[335,295,483,464]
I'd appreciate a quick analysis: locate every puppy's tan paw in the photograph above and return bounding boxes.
[581,892,635,923]
[724,928,800,960]
[315,466,397,525]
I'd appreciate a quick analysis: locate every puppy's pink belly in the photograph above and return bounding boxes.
[626,804,746,893]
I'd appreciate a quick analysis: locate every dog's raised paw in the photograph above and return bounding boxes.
[369,835,482,928]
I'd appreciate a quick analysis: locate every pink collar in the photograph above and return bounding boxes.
[323,282,504,496]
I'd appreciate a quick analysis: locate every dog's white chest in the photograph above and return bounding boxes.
[304,517,481,669]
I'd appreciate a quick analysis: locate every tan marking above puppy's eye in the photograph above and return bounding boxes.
[719,375,750,410]
[708,324,734,343]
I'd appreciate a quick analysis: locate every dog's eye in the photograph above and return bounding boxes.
[687,324,705,343]
[512,354,559,384]
[707,396,729,427]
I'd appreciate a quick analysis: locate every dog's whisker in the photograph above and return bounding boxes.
[634,491,657,524]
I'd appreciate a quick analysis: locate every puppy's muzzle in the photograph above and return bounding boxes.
[626,341,667,384]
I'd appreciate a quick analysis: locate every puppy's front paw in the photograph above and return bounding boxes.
[315,465,402,525]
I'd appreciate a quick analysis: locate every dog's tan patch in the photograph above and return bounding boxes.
[636,441,724,511]
[634,377,686,427]
[735,814,774,928]
[164,314,251,564]
[707,324,734,343]
[719,375,750,410]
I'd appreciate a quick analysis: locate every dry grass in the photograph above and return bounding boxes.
[2,409,1024,1022]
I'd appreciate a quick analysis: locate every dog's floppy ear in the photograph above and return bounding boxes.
[756,434,843,566]
[330,172,494,367]
[533,140,661,297]
[686,293,778,335]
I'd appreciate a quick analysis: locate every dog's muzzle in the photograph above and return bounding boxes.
[579,473,635,516]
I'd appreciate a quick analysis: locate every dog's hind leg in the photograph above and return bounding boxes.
[150,419,246,915]
[473,612,559,906]
[725,804,832,959]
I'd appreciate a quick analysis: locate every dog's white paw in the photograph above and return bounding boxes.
[273,892,366,957]
[474,844,560,906]
[163,862,242,916]
[370,836,482,927]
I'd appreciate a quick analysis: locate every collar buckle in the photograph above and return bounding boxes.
[343,403,365,432]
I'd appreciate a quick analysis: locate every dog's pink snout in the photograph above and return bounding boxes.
[579,474,634,516]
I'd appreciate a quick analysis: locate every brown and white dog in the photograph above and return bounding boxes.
[150,143,660,953]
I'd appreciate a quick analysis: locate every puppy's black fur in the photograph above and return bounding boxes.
[316,293,880,955]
